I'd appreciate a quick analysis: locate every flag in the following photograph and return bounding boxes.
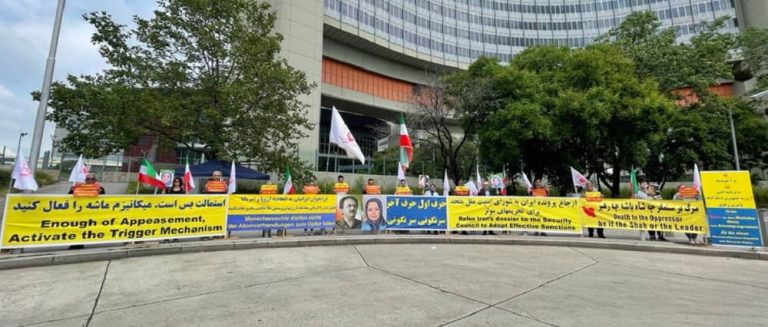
[283,167,295,194]
[466,180,478,196]
[228,161,236,194]
[693,163,701,194]
[68,154,88,184]
[443,169,450,196]
[570,167,590,189]
[629,166,639,197]
[521,171,532,192]
[184,158,195,194]
[500,171,508,195]
[138,159,165,188]
[399,114,413,169]
[11,149,38,191]
[329,106,365,164]
[397,163,406,181]
[476,164,482,187]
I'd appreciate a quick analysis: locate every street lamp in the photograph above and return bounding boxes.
[726,104,740,170]
[17,132,28,162]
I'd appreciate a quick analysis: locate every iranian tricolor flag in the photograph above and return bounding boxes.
[184,158,195,194]
[283,167,295,194]
[138,159,166,188]
[399,114,413,169]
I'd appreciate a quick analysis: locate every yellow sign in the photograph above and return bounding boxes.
[1,195,228,248]
[447,196,582,233]
[580,199,707,234]
[227,194,337,215]
[700,171,756,208]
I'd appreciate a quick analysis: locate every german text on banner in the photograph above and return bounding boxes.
[447,196,581,233]
[701,171,763,247]
[1,195,228,248]
[227,195,336,231]
[384,196,447,230]
[580,199,707,234]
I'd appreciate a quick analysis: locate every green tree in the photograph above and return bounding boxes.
[39,0,314,177]
[606,11,735,94]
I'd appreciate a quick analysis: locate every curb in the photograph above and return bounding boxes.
[0,235,766,270]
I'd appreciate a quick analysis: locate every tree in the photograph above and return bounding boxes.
[39,0,314,176]
[606,11,735,94]
[409,63,498,184]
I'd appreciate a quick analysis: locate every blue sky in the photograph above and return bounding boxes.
[0,0,156,159]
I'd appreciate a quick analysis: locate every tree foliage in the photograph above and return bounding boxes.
[39,0,315,176]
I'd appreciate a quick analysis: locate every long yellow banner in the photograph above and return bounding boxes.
[447,196,582,233]
[1,195,228,248]
[580,199,707,234]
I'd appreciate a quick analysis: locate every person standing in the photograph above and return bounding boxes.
[529,178,549,236]
[645,184,666,241]
[204,170,228,194]
[674,185,701,244]
[69,173,106,196]
[165,177,185,194]
[394,179,413,195]
[480,181,497,235]
[363,178,381,195]
[423,184,439,196]
[582,183,605,238]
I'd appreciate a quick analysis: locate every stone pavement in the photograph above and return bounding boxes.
[1,243,767,327]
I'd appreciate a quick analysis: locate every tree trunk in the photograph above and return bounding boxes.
[611,164,621,198]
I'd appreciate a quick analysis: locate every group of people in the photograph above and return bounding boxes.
[68,171,702,243]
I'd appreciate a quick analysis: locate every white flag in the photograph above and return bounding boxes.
[228,161,236,194]
[521,171,532,192]
[693,163,701,194]
[329,106,365,164]
[11,149,38,191]
[68,154,88,183]
[476,164,482,187]
[443,169,450,197]
[184,159,195,194]
[466,180,478,196]
[570,167,590,188]
[397,163,406,181]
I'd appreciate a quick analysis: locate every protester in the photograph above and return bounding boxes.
[423,184,439,196]
[674,184,701,244]
[363,178,381,195]
[67,173,105,249]
[645,183,666,241]
[204,170,228,194]
[394,179,413,195]
[583,183,605,238]
[165,177,185,194]
[479,181,496,196]
[333,175,350,194]
[530,178,549,197]
[362,198,386,233]
[529,178,548,236]
[68,173,106,196]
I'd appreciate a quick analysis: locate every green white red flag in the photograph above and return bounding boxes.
[283,167,294,194]
[138,159,165,188]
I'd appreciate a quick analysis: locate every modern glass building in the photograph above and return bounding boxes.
[324,0,738,67]
[261,0,749,173]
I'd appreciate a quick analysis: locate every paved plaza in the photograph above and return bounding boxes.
[2,243,767,326]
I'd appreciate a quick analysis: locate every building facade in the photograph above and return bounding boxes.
[267,0,743,173]
[50,0,754,175]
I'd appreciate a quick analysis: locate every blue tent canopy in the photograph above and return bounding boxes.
[174,160,269,180]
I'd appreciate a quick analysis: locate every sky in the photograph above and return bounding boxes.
[0,0,156,160]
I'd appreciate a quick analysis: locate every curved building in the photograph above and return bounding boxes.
[268,0,743,172]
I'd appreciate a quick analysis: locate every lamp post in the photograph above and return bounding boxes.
[29,0,66,175]
[726,104,740,170]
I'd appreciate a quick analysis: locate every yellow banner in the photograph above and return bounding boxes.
[1,195,228,248]
[700,171,756,208]
[447,196,582,233]
[580,199,707,234]
[227,194,337,215]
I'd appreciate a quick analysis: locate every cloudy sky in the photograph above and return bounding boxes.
[0,0,156,160]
